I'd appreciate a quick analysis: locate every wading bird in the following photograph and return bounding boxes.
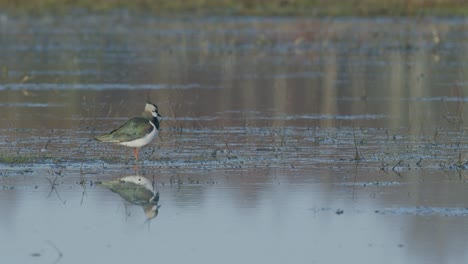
[95,101,162,161]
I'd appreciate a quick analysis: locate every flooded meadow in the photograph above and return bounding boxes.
[1,14,468,263]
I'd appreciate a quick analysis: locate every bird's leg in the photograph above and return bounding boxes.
[133,148,139,161]
[133,148,140,173]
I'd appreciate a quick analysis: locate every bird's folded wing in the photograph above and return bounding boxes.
[107,117,154,142]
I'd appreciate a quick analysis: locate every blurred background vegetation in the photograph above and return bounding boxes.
[1,0,468,16]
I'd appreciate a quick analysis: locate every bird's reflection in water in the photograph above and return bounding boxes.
[101,175,160,220]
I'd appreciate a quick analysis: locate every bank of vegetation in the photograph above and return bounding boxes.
[1,0,467,16]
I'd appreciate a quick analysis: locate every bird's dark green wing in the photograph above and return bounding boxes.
[97,117,153,143]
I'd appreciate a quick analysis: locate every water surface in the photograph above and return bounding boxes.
[1,15,468,264]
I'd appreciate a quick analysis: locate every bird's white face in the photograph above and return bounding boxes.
[145,103,162,122]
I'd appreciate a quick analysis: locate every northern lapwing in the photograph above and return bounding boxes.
[94,101,162,161]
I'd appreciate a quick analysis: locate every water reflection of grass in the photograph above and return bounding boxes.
[2,0,468,15]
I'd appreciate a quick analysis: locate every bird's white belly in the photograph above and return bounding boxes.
[119,122,158,148]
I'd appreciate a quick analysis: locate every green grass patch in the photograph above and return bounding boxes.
[0,153,56,164]
[0,154,38,164]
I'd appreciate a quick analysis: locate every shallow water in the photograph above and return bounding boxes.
[1,14,468,264]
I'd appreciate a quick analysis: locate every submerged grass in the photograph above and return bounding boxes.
[1,0,468,16]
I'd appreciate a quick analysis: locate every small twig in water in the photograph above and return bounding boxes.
[46,240,63,264]
[79,163,88,206]
[352,125,361,161]
[46,175,65,204]
[392,160,403,177]
[416,158,423,167]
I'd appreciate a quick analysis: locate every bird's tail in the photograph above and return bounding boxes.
[94,133,116,142]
